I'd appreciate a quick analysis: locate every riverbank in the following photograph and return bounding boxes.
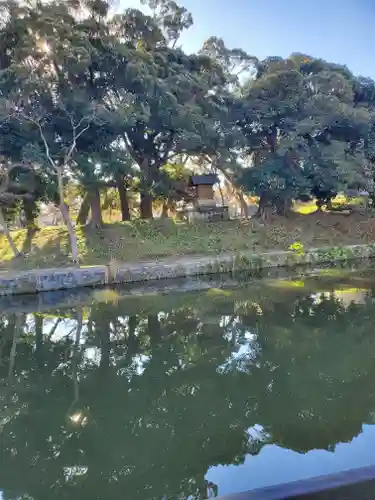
[1,242,375,296]
[1,260,374,314]
[1,212,375,272]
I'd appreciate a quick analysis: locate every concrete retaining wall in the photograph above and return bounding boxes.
[0,266,108,296]
[1,243,375,297]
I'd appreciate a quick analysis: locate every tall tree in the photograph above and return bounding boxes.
[0,160,35,256]
[238,54,373,214]
[0,0,111,257]
[200,36,258,89]
[140,0,193,48]
[106,9,227,218]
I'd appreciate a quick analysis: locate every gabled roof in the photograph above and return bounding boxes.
[189,174,218,186]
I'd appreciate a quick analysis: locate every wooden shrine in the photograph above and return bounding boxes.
[186,174,229,222]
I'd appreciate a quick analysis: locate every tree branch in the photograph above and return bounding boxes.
[123,132,140,164]
[24,115,57,173]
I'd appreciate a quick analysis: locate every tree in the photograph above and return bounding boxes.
[141,0,193,48]
[365,114,375,205]
[73,154,105,228]
[238,66,307,215]
[102,6,227,218]
[100,144,138,222]
[0,0,114,255]
[200,36,258,89]
[238,54,374,214]
[21,106,101,261]
[154,160,192,216]
[1,0,374,229]
[0,160,35,256]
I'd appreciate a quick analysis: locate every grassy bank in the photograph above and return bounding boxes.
[1,211,375,272]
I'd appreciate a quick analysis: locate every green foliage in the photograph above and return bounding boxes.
[237,52,374,210]
[0,0,375,224]
[289,242,305,256]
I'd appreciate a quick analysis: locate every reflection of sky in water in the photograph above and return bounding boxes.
[43,319,150,375]
[218,330,258,373]
[16,289,375,499]
[206,424,375,496]
[311,289,369,307]
[39,311,375,498]
[43,318,79,343]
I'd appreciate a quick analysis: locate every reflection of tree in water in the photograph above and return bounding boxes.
[0,285,375,499]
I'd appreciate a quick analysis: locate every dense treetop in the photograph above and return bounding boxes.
[1,0,375,258]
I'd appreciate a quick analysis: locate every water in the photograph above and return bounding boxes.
[2,266,375,499]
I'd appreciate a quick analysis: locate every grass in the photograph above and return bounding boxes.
[293,194,366,215]
[2,210,375,272]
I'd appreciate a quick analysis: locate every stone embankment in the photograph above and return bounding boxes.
[0,243,374,297]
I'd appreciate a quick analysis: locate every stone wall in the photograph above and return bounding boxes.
[0,266,108,296]
[1,243,375,297]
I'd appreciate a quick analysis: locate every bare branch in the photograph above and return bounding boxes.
[21,113,57,173]
[20,106,95,171]
[63,109,96,164]
[64,121,91,165]
[123,132,139,163]
[34,119,57,172]
[47,318,63,341]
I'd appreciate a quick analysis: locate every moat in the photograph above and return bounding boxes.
[1,266,375,499]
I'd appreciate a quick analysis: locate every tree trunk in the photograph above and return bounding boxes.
[140,192,153,219]
[99,325,110,373]
[162,201,169,218]
[255,198,264,218]
[89,187,103,228]
[76,193,90,226]
[218,183,225,206]
[256,193,273,220]
[57,170,79,263]
[127,315,139,356]
[0,208,21,257]
[115,175,131,221]
[35,314,44,370]
[316,198,324,212]
[23,198,38,229]
[276,198,292,216]
[326,197,334,211]
[148,315,161,347]
[238,192,248,218]
[216,164,247,219]
[267,125,278,153]
[8,314,24,386]
[140,161,154,219]
[67,308,83,423]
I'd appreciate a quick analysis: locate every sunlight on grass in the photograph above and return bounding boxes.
[267,279,305,288]
[293,194,364,215]
[293,201,317,215]
[206,288,232,297]
[1,209,375,273]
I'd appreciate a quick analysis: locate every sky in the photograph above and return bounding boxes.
[122,0,375,79]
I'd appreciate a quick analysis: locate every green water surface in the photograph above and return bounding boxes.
[1,267,375,499]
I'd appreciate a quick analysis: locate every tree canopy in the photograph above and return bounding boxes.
[1,0,375,258]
